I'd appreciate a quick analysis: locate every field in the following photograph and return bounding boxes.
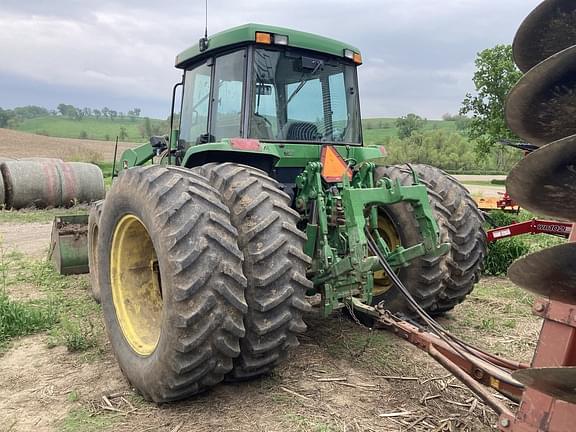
[362,118,459,145]
[0,128,135,162]
[0,204,542,432]
[15,117,167,143]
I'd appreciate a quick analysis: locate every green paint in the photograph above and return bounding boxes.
[176,23,360,68]
[294,161,449,316]
[115,24,449,317]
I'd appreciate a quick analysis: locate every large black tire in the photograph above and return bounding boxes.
[413,165,486,312]
[97,166,247,402]
[195,163,312,380]
[87,200,103,303]
[373,164,486,315]
[373,165,451,315]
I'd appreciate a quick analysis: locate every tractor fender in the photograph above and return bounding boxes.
[181,139,281,174]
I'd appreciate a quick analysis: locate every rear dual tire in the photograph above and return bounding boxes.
[195,163,311,380]
[97,166,248,402]
[97,164,311,402]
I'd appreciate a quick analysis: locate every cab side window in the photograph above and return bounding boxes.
[211,50,246,141]
[180,61,212,146]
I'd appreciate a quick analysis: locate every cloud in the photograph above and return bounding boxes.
[0,0,543,118]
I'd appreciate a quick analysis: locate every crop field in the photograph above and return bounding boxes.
[0,128,134,162]
[0,203,544,432]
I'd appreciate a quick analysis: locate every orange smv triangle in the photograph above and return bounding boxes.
[321,145,352,183]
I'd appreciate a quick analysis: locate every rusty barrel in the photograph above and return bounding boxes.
[0,160,105,209]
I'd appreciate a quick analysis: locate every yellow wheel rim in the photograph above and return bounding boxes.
[372,213,402,297]
[110,214,162,356]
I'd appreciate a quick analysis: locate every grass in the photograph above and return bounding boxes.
[15,116,167,143]
[362,118,459,145]
[0,207,89,224]
[59,408,117,432]
[14,116,457,145]
[0,249,103,354]
[0,291,57,348]
[284,413,337,432]
[460,180,501,187]
[443,277,539,362]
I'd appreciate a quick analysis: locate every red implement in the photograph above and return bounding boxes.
[487,219,572,243]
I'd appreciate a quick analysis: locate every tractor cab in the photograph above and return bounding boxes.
[174,24,363,156]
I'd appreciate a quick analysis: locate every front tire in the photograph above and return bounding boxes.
[97,166,247,402]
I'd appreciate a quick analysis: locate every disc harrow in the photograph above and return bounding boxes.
[503,0,576,428]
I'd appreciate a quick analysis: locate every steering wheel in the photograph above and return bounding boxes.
[254,113,272,127]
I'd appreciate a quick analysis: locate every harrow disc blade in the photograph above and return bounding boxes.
[508,243,576,304]
[506,44,576,146]
[512,367,576,404]
[506,134,576,220]
[513,0,576,73]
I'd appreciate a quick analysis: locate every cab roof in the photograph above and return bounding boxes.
[175,23,361,68]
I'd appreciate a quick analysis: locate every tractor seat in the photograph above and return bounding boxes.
[286,122,319,141]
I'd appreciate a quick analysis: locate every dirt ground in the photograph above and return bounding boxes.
[0,128,134,162]
[0,222,52,259]
[0,216,538,432]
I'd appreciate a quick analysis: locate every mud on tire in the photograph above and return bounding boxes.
[97,166,247,402]
[196,163,312,380]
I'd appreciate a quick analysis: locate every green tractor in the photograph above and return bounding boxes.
[89,24,486,402]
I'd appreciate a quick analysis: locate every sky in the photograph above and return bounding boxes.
[0,0,542,120]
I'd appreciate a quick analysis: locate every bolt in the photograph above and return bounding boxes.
[500,418,510,428]
[535,303,546,313]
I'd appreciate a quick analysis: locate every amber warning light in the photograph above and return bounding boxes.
[321,146,352,183]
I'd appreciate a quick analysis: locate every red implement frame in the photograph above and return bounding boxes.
[375,313,524,417]
[487,220,573,243]
[498,230,576,432]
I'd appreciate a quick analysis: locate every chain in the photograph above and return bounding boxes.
[344,300,375,358]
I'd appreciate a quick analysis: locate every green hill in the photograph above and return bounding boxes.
[362,118,459,145]
[15,116,168,143]
[14,115,462,146]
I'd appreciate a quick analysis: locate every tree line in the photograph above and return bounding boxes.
[365,43,524,174]
[55,104,142,121]
[0,104,144,128]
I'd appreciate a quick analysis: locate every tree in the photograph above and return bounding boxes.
[119,127,128,140]
[396,113,426,139]
[460,44,523,156]
[143,117,152,137]
[57,103,76,117]
[0,108,11,127]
